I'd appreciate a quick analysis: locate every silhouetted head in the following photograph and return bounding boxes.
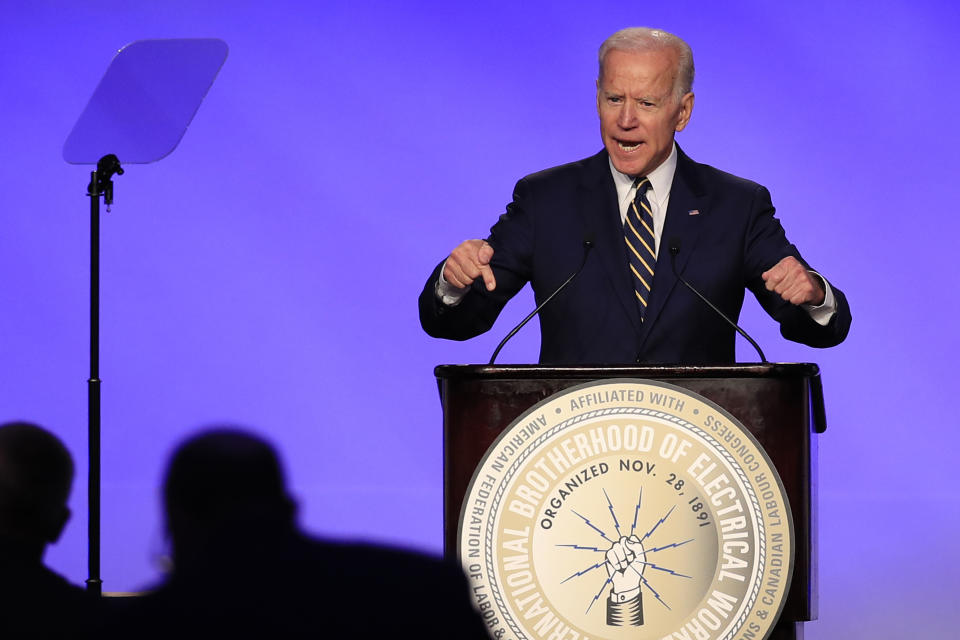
[0,422,74,554]
[162,428,296,564]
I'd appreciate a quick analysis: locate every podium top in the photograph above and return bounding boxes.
[434,362,819,380]
[435,363,827,433]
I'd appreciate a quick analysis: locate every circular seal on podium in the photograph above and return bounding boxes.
[459,379,793,640]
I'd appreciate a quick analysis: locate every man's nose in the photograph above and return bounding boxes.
[617,101,638,128]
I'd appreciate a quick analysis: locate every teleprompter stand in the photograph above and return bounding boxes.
[64,38,228,595]
[83,154,124,595]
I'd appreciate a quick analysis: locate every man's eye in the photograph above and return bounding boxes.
[608,96,623,103]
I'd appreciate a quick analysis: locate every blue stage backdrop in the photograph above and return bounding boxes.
[1,1,957,637]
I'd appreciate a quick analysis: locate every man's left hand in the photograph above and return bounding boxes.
[761,256,825,306]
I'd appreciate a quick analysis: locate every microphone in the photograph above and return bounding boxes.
[489,234,595,365]
[667,237,767,363]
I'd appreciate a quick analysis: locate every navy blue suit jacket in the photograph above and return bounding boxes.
[419,148,850,364]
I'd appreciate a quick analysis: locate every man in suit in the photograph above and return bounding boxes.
[419,27,850,364]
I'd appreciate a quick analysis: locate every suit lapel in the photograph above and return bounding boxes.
[577,151,644,337]
[637,147,707,349]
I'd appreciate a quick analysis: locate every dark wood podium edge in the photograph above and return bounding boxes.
[435,363,818,376]
[435,363,827,434]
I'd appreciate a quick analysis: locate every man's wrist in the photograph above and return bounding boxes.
[802,271,837,326]
[436,260,470,306]
[610,585,641,602]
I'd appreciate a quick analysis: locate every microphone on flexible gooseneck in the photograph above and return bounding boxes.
[489,234,595,365]
[667,237,768,363]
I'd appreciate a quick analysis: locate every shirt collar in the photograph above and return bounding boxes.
[609,143,678,209]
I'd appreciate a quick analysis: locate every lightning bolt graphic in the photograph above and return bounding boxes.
[637,561,693,579]
[641,505,676,542]
[646,538,694,554]
[636,571,672,611]
[585,576,613,614]
[555,544,605,552]
[560,562,605,584]
[558,491,696,618]
[572,509,613,544]
[603,488,622,538]
[630,487,643,537]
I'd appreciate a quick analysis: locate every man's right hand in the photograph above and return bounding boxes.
[443,239,497,291]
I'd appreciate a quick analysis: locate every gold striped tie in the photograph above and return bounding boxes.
[624,176,656,320]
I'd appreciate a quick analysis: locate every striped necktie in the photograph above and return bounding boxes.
[624,176,656,320]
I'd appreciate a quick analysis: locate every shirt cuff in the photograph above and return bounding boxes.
[435,260,470,306]
[801,271,837,326]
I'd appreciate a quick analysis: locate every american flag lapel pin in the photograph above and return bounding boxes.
[688,209,700,216]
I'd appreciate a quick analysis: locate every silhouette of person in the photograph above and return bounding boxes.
[107,427,489,639]
[0,421,91,639]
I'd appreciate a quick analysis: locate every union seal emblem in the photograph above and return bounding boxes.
[458,379,793,640]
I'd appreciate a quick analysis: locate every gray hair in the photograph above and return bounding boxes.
[598,27,695,100]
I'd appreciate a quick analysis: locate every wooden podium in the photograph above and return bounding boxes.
[436,363,825,640]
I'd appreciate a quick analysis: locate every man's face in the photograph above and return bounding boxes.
[597,48,694,177]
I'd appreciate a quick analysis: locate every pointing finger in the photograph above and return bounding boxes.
[478,242,496,291]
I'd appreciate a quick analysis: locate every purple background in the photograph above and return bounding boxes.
[2,1,957,637]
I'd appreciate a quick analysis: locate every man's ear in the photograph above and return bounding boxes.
[675,92,695,132]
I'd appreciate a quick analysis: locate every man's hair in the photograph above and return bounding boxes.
[0,421,74,542]
[163,427,293,533]
[598,27,695,100]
